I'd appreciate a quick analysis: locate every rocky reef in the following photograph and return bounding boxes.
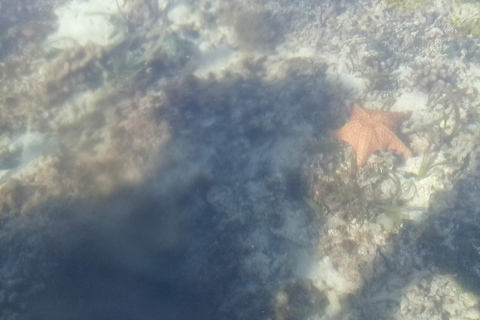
[0,0,479,319]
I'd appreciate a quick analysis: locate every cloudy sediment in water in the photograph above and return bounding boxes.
[0,0,480,319]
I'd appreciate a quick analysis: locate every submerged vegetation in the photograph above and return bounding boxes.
[416,87,463,179]
[386,0,432,10]
[450,0,480,35]
[0,0,479,319]
[0,0,202,213]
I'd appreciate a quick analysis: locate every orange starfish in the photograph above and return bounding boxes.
[330,104,413,167]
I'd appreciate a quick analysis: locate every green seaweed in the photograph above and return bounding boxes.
[417,142,437,179]
[442,88,462,145]
[450,0,480,35]
[387,0,432,10]
[377,204,411,227]
[303,197,327,217]
[387,172,402,201]
[380,96,397,111]
[356,70,397,81]
[416,87,463,179]
[416,140,454,180]
[452,153,471,178]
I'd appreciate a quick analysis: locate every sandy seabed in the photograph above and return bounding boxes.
[0,0,479,319]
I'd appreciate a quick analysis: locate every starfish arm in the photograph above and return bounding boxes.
[337,121,379,167]
[355,129,377,167]
[372,110,411,131]
[331,106,412,166]
[352,105,411,131]
[376,126,413,157]
[334,121,360,143]
[350,105,370,121]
